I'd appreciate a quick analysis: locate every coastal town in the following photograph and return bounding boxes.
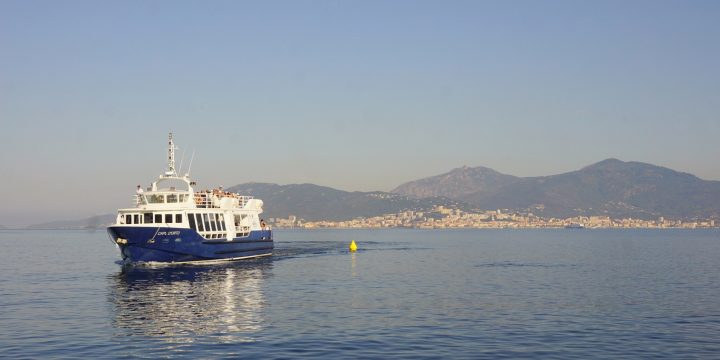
[269,205,718,229]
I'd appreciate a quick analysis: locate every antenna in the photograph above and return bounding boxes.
[186,149,195,177]
[178,149,186,176]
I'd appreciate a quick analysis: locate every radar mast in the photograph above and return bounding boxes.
[165,132,178,177]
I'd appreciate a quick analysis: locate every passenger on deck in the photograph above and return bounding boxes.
[136,185,144,204]
[260,219,267,230]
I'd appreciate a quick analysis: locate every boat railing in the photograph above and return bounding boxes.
[194,193,210,208]
[193,192,253,209]
[235,225,251,237]
[133,195,146,207]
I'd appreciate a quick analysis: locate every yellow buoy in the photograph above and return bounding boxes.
[349,240,357,252]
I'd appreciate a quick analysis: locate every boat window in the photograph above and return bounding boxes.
[196,214,205,232]
[155,213,162,223]
[133,214,139,224]
[209,214,217,231]
[125,214,132,224]
[167,194,178,203]
[188,213,197,230]
[218,214,226,231]
[175,214,182,223]
[144,213,153,224]
[179,194,187,202]
[202,214,210,232]
[148,194,165,204]
[165,214,173,223]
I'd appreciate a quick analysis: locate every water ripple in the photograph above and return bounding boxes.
[2,229,720,358]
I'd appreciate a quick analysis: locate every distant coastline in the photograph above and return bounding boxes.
[8,206,719,231]
[2,225,717,231]
[273,207,717,230]
[229,159,720,226]
[11,159,720,230]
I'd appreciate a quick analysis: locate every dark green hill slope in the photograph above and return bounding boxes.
[227,182,471,221]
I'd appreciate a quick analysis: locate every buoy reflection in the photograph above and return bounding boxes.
[351,252,357,277]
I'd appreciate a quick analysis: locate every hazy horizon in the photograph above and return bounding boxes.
[1,156,717,228]
[2,0,719,226]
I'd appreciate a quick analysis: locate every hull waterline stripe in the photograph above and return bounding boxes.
[132,253,273,266]
[203,239,274,245]
[213,246,275,255]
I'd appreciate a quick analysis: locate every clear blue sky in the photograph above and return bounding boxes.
[1,0,719,226]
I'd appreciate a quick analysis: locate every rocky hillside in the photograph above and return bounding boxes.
[393,159,720,219]
[392,166,518,199]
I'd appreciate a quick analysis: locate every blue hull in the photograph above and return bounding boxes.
[107,226,273,263]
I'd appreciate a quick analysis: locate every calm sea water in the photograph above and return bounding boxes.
[1,229,719,359]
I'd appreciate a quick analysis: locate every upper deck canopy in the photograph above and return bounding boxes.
[122,132,259,212]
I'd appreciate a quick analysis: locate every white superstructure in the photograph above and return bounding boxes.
[113,133,267,240]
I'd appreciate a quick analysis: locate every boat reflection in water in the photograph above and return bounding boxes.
[109,260,271,344]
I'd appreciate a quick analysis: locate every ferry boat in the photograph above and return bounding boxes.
[107,133,273,264]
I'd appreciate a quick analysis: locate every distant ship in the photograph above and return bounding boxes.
[107,133,273,264]
[565,223,585,229]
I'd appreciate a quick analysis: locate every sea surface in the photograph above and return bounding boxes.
[1,229,719,359]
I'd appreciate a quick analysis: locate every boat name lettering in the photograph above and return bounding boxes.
[157,231,181,236]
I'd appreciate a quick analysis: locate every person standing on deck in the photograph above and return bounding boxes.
[136,185,144,204]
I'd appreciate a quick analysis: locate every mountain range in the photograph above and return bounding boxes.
[392,158,720,219]
[14,159,720,228]
[232,159,720,221]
